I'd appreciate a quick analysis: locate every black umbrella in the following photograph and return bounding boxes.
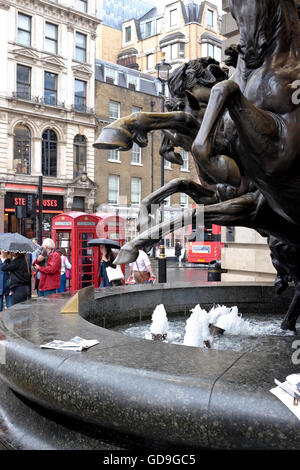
[0,233,38,253]
[87,238,121,249]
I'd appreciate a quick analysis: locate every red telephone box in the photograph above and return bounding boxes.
[93,212,126,242]
[51,212,99,291]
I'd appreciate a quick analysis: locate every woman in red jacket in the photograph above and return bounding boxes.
[33,238,61,297]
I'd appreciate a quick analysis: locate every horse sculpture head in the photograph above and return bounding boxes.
[230,0,299,69]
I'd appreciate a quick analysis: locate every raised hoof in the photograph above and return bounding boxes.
[114,245,139,265]
[93,126,132,150]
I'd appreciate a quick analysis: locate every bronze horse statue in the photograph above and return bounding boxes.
[94,0,300,331]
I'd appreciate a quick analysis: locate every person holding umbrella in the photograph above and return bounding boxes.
[0,233,37,306]
[1,251,31,306]
[87,238,123,288]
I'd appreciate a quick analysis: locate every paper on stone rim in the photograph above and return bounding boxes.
[270,384,300,421]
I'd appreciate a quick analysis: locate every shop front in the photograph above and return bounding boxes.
[4,187,64,239]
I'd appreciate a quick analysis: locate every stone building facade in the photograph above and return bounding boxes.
[0,0,99,239]
[94,59,199,245]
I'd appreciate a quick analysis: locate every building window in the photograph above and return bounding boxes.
[131,143,141,165]
[181,150,189,171]
[108,175,119,205]
[17,13,31,47]
[42,129,57,177]
[108,149,120,162]
[105,67,117,85]
[109,100,120,120]
[131,178,141,205]
[45,22,58,54]
[76,0,87,12]
[170,9,178,27]
[14,125,31,174]
[180,193,188,207]
[74,79,86,111]
[72,196,85,210]
[207,9,214,27]
[73,134,87,178]
[164,159,172,169]
[16,64,31,100]
[75,32,87,62]
[145,21,152,37]
[170,42,185,60]
[125,26,131,43]
[128,74,138,90]
[44,71,57,106]
[207,43,222,62]
[146,53,154,70]
[156,17,163,34]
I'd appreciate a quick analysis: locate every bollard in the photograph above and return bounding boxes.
[207,260,221,282]
[158,244,167,283]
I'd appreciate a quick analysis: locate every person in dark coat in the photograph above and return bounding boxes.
[175,241,182,266]
[1,252,31,306]
[0,252,12,310]
[98,245,122,287]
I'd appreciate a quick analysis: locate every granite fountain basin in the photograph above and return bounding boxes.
[0,282,299,450]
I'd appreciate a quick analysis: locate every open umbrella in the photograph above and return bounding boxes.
[0,233,38,253]
[87,238,121,249]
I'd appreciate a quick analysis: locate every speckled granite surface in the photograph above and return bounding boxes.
[0,283,299,450]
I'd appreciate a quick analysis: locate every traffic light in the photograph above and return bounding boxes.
[15,205,26,219]
[26,194,37,217]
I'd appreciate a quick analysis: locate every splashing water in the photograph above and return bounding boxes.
[150,304,169,335]
[114,304,295,351]
[183,305,212,347]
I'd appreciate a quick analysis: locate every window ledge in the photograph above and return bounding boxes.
[131,162,143,167]
[108,159,122,164]
[164,167,173,170]
[180,169,190,173]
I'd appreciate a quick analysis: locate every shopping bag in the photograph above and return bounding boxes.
[106,266,124,282]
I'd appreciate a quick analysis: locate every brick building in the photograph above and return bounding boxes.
[117,0,224,75]
[94,59,198,245]
[95,1,224,72]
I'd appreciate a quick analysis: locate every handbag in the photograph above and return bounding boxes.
[63,256,71,279]
[106,265,124,282]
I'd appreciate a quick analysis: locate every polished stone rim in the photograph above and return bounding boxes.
[0,283,299,450]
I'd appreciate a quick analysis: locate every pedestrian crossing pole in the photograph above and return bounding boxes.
[38,176,43,246]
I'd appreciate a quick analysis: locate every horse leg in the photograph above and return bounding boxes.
[115,207,201,265]
[138,178,218,233]
[94,111,200,150]
[192,80,279,186]
[281,281,300,332]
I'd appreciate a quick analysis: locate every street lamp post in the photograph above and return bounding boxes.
[155,57,171,283]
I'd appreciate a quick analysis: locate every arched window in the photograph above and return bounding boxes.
[42,129,57,177]
[73,134,87,178]
[14,125,31,174]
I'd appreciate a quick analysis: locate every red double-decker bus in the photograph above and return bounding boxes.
[187,223,223,264]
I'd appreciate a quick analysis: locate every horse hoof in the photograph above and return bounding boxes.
[281,320,296,333]
[114,245,139,264]
[93,126,132,150]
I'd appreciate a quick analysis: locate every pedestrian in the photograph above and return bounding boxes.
[0,252,12,310]
[56,248,72,293]
[1,252,31,306]
[99,244,122,287]
[32,238,61,297]
[128,249,155,284]
[175,241,182,266]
